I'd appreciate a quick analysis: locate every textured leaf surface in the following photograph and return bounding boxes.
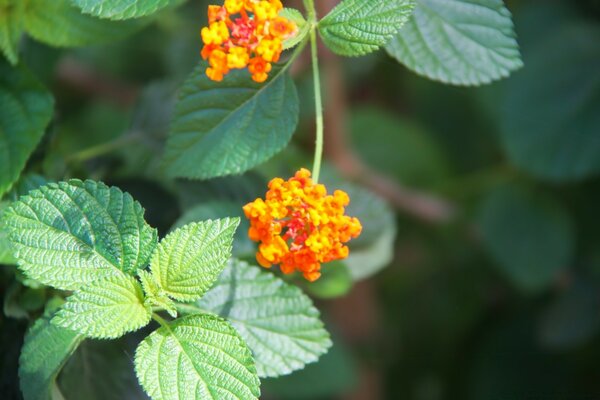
[0,60,53,197]
[0,0,24,64]
[135,314,260,400]
[478,186,574,292]
[386,0,522,85]
[500,24,600,181]
[24,0,148,47]
[5,180,157,290]
[52,272,151,339]
[318,0,415,56]
[150,219,238,302]
[72,0,170,20]
[194,260,331,378]
[163,63,299,179]
[0,201,16,264]
[20,308,83,400]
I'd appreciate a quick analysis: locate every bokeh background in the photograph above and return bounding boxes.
[2,0,600,399]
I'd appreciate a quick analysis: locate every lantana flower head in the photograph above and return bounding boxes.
[200,0,297,83]
[243,169,362,282]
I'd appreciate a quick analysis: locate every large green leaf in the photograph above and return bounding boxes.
[52,272,151,339]
[134,314,261,400]
[191,260,331,378]
[478,185,574,292]
[500,23,600,181]
[150,219,238,302]
[19,306,84,400]
[0,60,53,197]
[72,0,171,20]
[24,0,149,47]
[0,0,24,64]
[5,180,157,290]
[318,0,415,57]
[386,0,522,85]
[163,63,299,179]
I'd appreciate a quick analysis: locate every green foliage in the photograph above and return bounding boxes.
[149,218,239,302]
[19,305,83,400]
[72,0,171,21]
[386,0,522,85]
[134,314,261,400]
[163,63,299,180]
[0,201,16,264]
[194,259,332,378]
[0,60,53,197]
[478,185,574,292]
[318,0,415,56]
[280,8,309,50]
[500,23,600,181]
[138,269,177,318]
[52,272,151,339]
[5,180,157,290]
[0,0,24,64]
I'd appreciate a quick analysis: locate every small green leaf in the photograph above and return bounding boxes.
[24,0,149,47]
[0,60,53,197]
[19,306,84,400]
[0,201,16,264]
[163,63,299,179]
[72,0,171,20]
[134,314,260,400]
[386,0,523,85]
[5,180,157,290]
[52,272,151,339]
[318,0,415,56]
[279,8,308,50]
[194,260,332,378]
[139,269,177,318]
[0,0,24,64]
[478,185,575,292]
[150,218,239,302]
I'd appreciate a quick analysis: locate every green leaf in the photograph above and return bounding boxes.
[52,271,151,339]
[194,260,332,378]
[301,261,353,299]
[150,218,239,302]
[172,201,255,258]
[163,63,299,179]
[0,201,16,264]
[0,60,53,197]
[386,0,522,85]
[24,0,149,47]
[19,306,84,400]
[134,313,260,400]
[0,0,24,64]
[500,23,600,181]
[72,0,170,20]
[280,8,309,50]
[318,0,415,57]
[5,180,157,290]
[478,185,574,292]
[139,269,177,318]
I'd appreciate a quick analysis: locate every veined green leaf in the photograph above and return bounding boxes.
[0,201,15,264]
[318,0,415,56]
[0,0,24,64]
[0,60,53,198]
[163,63,299,179]
[386,0,522,86]
[280,8,309,50]
[5,180,157,290]
[139,269,177,318]
[72,0,170,20]
[150,219,239,302]
[19,307,83,400]
[52,272,151,339]
[24,0,149,47]
[134,314,260,400]
[191,260,332,378]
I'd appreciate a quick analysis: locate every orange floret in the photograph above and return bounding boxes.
[243,169,362,282]
[200,0,297,82]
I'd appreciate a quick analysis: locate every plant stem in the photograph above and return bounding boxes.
[152,312,170,328]
[66,132,140,163]
[307,3,324,183]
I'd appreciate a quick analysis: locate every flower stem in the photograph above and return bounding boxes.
[307,7,324,183]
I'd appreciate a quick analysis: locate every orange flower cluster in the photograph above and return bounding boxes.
[243,169,362,282]
[200,0,297,82]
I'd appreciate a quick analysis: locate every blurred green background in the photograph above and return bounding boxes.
[2,0,600,399]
